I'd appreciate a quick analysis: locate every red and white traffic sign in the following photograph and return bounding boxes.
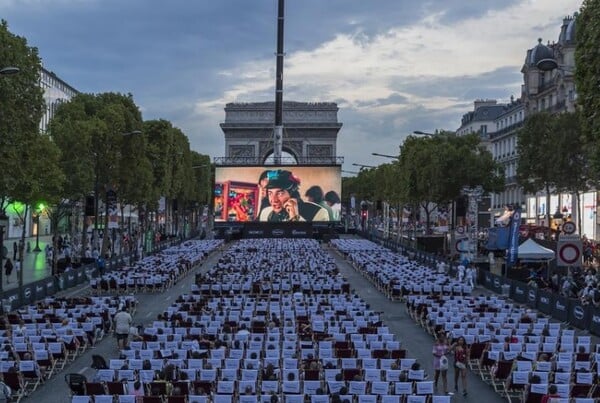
[557,241,582,266]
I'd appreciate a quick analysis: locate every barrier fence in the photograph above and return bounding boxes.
[361,231,600,336]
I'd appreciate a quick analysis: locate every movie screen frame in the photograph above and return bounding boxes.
[214,165,342,223]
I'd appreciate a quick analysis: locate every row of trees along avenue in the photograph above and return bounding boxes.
[0,20,210,276]
[342,132,505,233]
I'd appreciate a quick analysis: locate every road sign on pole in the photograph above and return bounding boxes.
[557,240,582,267]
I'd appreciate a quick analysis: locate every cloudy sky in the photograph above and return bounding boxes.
[1,0,582,173]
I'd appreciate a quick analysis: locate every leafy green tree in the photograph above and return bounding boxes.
[575,0,600,174]
[0,20,46,212]
[544,111,590,232]
[397,132,503,232]
[517,112,562,228]
[49,92,143,255]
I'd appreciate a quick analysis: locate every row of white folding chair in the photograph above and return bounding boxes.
[511,370,595,386]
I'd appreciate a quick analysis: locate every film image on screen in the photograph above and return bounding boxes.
[214,166,341,223]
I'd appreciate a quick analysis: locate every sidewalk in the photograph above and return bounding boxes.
[3,235,53,292]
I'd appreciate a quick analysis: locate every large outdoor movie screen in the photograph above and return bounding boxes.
[214,166,342,223]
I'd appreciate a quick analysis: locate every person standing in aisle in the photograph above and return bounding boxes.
[113,306,132,350]
[432,333,450,394]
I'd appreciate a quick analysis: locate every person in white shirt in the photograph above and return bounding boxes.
[457,264,465,282]
[113,306,132,350]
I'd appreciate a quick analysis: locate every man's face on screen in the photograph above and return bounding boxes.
[267,187,290,213]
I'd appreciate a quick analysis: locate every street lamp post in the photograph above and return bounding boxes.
[192,164,212,237]
[462,185,484,261]
[32,212,41,252]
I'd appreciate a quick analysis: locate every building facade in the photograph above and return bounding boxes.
[456,12,597,239]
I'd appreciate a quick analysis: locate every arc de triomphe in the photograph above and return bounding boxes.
[219,101,342,164]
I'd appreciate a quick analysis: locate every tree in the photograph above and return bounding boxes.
[0,20,46,212]
[545,111,590,232]
[517,112,562,228]
[48,92,143,256]
[397,132,503,232]
[575,0,600,174]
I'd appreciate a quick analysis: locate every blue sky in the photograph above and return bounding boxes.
[1,0,582,172]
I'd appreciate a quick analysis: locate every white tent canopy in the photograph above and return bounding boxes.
[518,238,555,261]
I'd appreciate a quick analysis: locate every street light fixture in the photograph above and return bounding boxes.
[371,152,399,160]
[352,163,375,169]
[413,130,436,137]
[0,67,19,76]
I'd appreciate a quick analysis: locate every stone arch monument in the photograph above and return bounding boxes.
[219,101,342,164]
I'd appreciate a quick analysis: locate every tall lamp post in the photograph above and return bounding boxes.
[192,164,212,236]
[462,185,484,261]
[32,203,45,252]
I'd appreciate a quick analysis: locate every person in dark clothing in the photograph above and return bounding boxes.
[4,259,13,284]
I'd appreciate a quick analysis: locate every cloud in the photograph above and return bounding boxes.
[0,0,583,171]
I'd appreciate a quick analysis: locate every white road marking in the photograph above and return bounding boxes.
[78,366,88,374]
[146,312,152,317]
[166,296,171,300]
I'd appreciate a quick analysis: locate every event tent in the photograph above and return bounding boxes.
[518,238,555,261]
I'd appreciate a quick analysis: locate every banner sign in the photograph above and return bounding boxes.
[506,207,521,269]
[552,295,569,322]
[511,283,527,303]
[243,223,313,238]
[525,286,538,309]
[536,289,553,315]
[590,307,600,336]
[568,299,591,329]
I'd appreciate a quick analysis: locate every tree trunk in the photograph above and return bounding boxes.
[575,191,582,235]
[18,204,29,288]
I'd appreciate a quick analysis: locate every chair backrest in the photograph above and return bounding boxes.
[71,396,91,403]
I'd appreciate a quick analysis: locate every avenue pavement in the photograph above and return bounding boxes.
[26,236,509,402]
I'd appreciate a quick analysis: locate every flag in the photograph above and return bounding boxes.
[506,207,521,269]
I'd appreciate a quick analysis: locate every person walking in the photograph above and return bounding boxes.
[451,336,469,396]
[4,259,13,284]
[432,333,450,394]
[113,306,132,350]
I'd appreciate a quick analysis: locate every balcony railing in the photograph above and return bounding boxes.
[214,156,344,166]
[490,121,524,138]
